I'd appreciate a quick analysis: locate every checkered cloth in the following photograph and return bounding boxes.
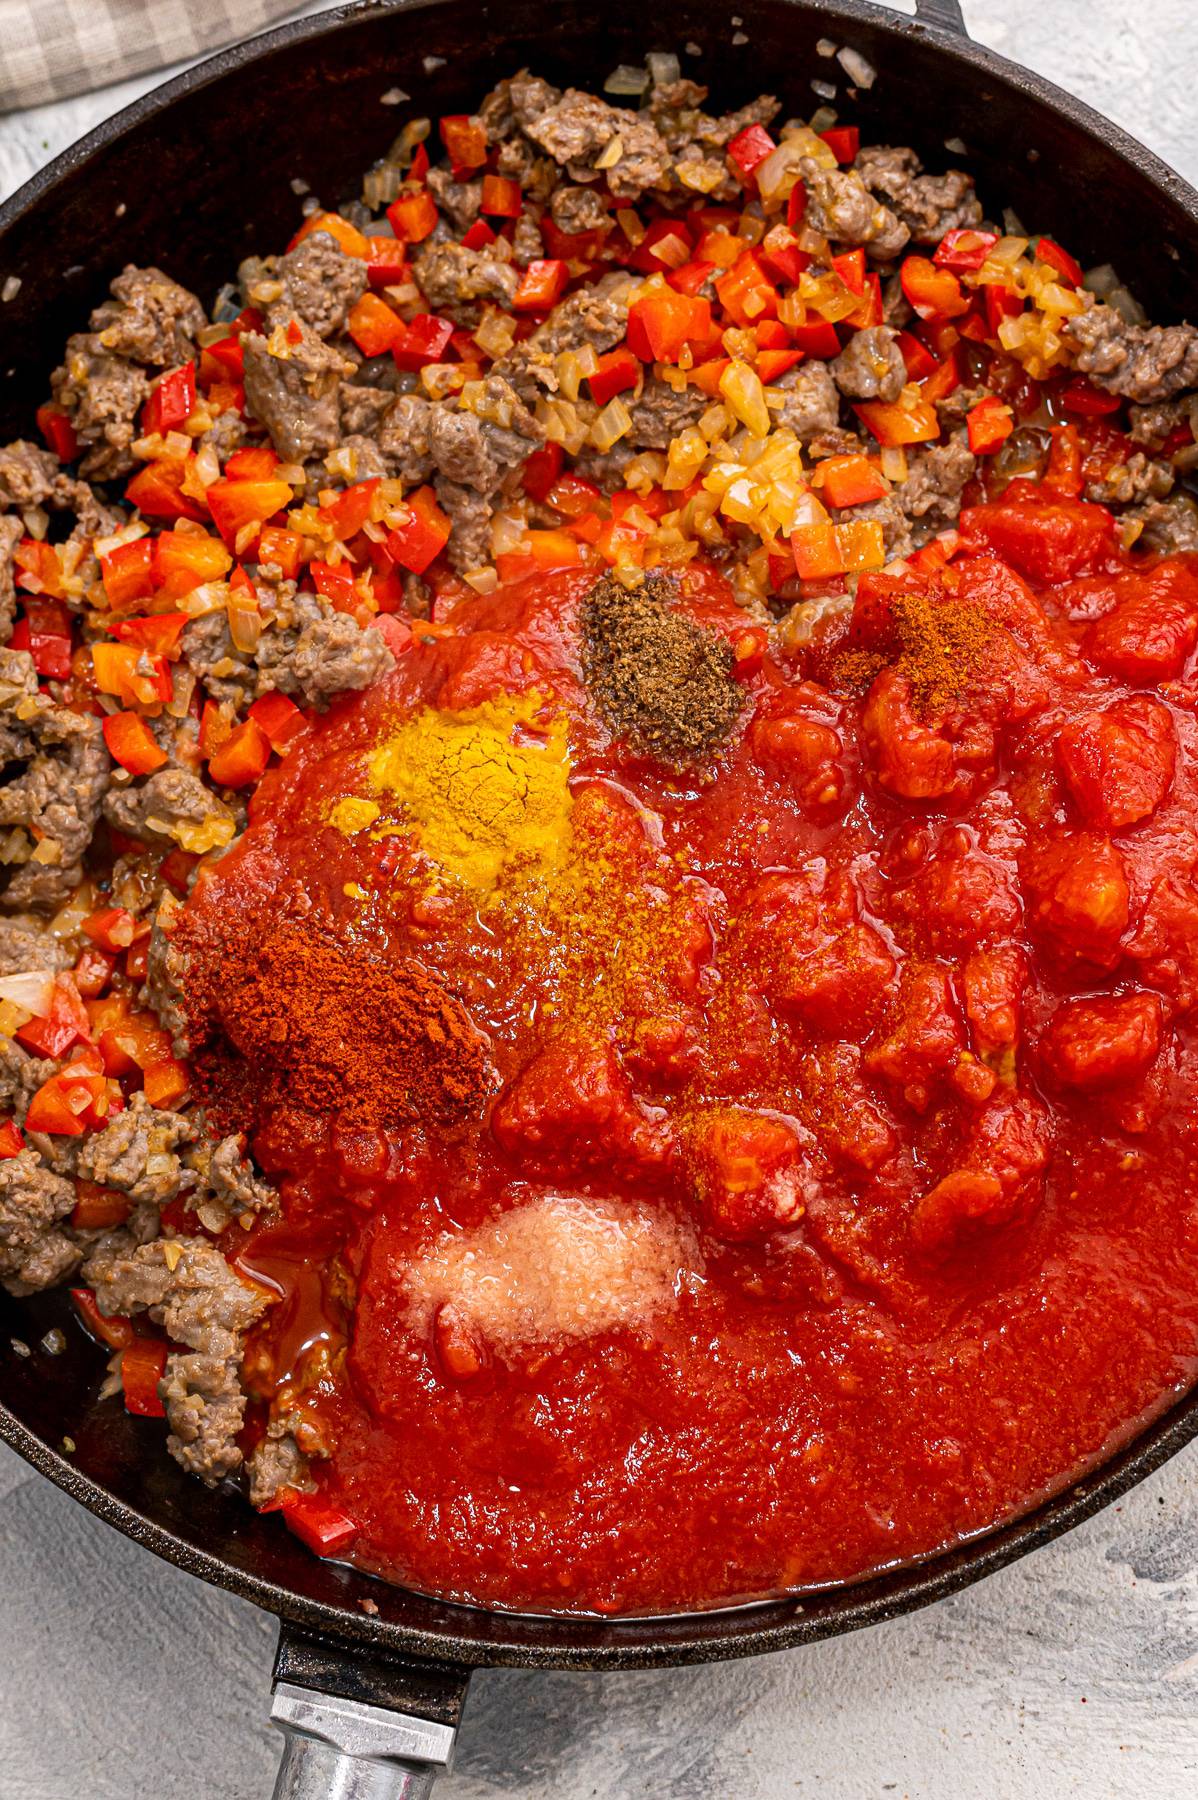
[0,0,305,113]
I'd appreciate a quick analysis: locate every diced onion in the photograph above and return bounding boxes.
[646,52,680,86]
[595,136,625,171]
[591,396,633,451]
[817,37,838,56]
[193,443,221,488]
[0,971,55,1016]
[490,512,525,554]
[604,64,650,95]
[719,360,770,438]
[228,604,263,654]
[463,566,499,594]
[837,47,876,88]
[810,83,838,106]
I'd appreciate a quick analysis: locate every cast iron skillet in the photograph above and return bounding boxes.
[2,1,1198,1791]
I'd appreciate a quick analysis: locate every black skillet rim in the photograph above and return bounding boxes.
[1,0,1197,1672]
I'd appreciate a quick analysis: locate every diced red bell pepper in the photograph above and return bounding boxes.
[158,848,199,896]
[791,523,843,579]
[385,485,452,574]
[72,944,117,999]
[815,454,890,508]
[984,283,1023,334]
[832,248,866,297]
[901,255,970,321]
[521,443,563,501]
[142,1057,189,1109]
[281,1490,359,1556]
[257,525,304,579]
[588,347,641,407]
[152,530,232,597]
[100,537,156,607]
[391,313,456,372]
[206,478,294,547]
[919,348,961,405]
[13,541,65,602]
[543,475,600,518]
[967,395,1016,454]
[91,643,173,708]
[667,259,717,297]
[16,974,91,1060]
[142,363,197,437]
[759,225,810,288]
[36,403,78,463]
[790,319,842,358]
[786,179,808,230]
[855,398,941,447]
[110,612,189,656]
[203,334,247,382]
[102,711,167,775]
[121,1337,168,1418]
[71,1180,131,1229]
[715,250,779,327]
[512,259,570,312]
[10,597,72,678]
[288,211,370,259]
[461,219,497,251]
[71,1288,135,1350]
[198,700,233,760]
[347,292,405,359]
[895,329,939,381]
[1059,376,1123,418]
[494,528,582,582]
[207,717,272,788]
[387,190,439,244]
[1043,422,1085,498]
[627,290,713,362]
[363,237,410,289]
[727,123,777,188]
[439,113,487,173]
[97,1012,171,1078]
[125,454,206,523]
[0,1119,22,1158]
[248,691,307,754]
[819,126,860,163]
[321,479,380,542]
[409,142,430,184]
[82,906,139,953]
[629,218,695,275]
[933,229,1000,272]
[310,560,358,609]
[1035,236,1083,286]
[756,349,805,383]
[480,173,523,218]
[224,446,278,480]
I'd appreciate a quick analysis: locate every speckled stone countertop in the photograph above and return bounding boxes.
[2,4,1198,1795]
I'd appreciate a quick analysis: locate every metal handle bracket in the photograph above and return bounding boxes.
[913,0,968,35]
[271,1682,457,1800]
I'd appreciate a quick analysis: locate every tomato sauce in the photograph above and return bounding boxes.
[184,494,1198,1615]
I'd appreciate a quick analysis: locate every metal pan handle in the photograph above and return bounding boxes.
[269,1626,472,1800]
[913,0,968,34]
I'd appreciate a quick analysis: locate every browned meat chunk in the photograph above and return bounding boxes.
[1085,452,1174,507]
[832,326,907,403]
[161,1350,249,1483]
[90,264,206,366]
[434,478,494,572]
[90,1234,267,1355]
[427,166,483,232]
[524,89,672,200]
[104,767,235,850]
[549,184,611,235]
[75,1091,196,1204]
[802,161,909,260]
[242,320,355,464]
[0,649,110,908]
[1065,302,1198,403]
[899,436,977,537]
[247,1424,311,1506]
[375,392,435,483]
[269,232,368,339]
[625,377,707,450]
[181,590,393,711]
[0,1150,78,1294]
[413,240,519,319]
[855,146,983,243]
[0,917,68,976]
[426,376,543,495]
[1125,492,1198,553]
[51,337,150,481]
[770,361,841,441]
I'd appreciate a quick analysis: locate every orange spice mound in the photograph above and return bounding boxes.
[179,903,493,1135]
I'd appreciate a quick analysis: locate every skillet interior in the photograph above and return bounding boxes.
[2,0,1198,1674]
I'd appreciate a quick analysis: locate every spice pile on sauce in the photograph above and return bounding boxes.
[179,508,1198,1616]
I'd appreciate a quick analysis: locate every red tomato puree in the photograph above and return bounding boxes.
[182,484,1198,1615]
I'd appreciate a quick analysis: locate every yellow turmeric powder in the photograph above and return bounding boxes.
[365,693,573,890]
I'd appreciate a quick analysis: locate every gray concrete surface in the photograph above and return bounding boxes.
[3,3,1198,1795]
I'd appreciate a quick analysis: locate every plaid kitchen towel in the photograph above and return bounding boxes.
[0,0,307,113]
